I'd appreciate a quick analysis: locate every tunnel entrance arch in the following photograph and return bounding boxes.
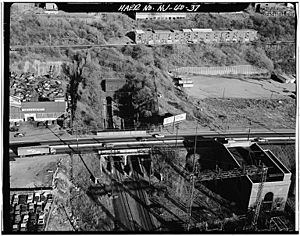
[262,192,274,212]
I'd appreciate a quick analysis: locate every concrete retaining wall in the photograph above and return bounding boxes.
[173,65,269,76]
[96,130,147,137]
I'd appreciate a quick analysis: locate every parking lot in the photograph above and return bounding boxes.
[10,191,53,232]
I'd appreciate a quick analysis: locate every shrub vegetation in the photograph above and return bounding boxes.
[9,8,295,130]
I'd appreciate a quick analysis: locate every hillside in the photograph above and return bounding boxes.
[9,6,296,131]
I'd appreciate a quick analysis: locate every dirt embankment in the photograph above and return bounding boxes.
[194,98,296,130]
[10,155,62,188]
[45,155,75,231]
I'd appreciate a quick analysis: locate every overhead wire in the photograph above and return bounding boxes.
[9,40,296,51]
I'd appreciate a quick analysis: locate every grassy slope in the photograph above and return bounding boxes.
[9,7,296,130]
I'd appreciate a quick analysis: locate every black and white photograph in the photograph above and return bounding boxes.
[2,1,298,233]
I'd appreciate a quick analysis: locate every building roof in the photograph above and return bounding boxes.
[10,96,22,108]
[235,29,257,32]
[226,142,287,183]
[136,30,145,34]
[153,30,172,34]
[106,78,126,92]
[21,101,66,113]
[192,28,213,32]
[182,29,192,33]
[186,139,238,171]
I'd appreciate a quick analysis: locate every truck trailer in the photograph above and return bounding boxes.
[17,146,56,157]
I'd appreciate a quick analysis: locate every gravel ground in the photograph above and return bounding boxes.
[186,75,295,99]
[9,155,67,188]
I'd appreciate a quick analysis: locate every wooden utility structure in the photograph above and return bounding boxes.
[269,217,288,231]
[252,166,268,228]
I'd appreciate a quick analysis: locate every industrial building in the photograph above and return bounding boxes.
[9,96,23,123]
[9,97,67,124]
[97,138,291,213]
[196,140,291,212]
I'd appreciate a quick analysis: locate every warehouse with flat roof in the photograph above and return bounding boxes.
[191,140,291,212]
[9,97,67,124]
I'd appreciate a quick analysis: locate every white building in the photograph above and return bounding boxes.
[136,12,186,20]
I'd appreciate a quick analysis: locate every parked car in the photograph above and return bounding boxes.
[44,202,51,212]
[136,137,147,142]
[40,193,47,203]
[12,194,19,205]
[152,133,165,139]
[20,223,27,232]
[109,194,119,200]
[29,213,37,225]
[14,214,21,224]
[214,137,228,144]
[9,126,19,132]
[253,137,267,143]
[102,143,114,148]
[14,204,20,213]
[20,205,29,215]
[28,203,34,213]
[27,193,33,204]
[10,213,14,224]
[36,222,44,232]
[36,202,43,213]
[34,192,40,204]
[18,195,27,205]
[38,213,45,220]
[12,224,19,232]
[10,206,14,215]
[37,218,45,225]
[27,224,35,232]
[22,214,29,223]
[14,132,25,138]
[47,193,53,200]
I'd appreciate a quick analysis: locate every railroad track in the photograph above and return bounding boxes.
[130,157,155,231]
[10,128,295,146]
[9,128,295,158]
[112,164,135,231]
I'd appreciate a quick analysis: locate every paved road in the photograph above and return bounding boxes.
[9,128,295,158]
[10,128,295,146]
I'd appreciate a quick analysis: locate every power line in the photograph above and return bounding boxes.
[10,40,295,51]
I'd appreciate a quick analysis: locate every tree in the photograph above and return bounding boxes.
[245,47,274,71]
[62,52,87,130]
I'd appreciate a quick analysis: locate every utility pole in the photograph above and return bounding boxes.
[172,116,176,133]
[187,122,198,231]
[187,161,198,231]
[175,124,179,149]
[110,147,114,175]
[252,166,268,229]
[151,71,159,124]
[193,123,198,167]
[247,121,252,141]
[149,146,153,186]
[76,120,79,153]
